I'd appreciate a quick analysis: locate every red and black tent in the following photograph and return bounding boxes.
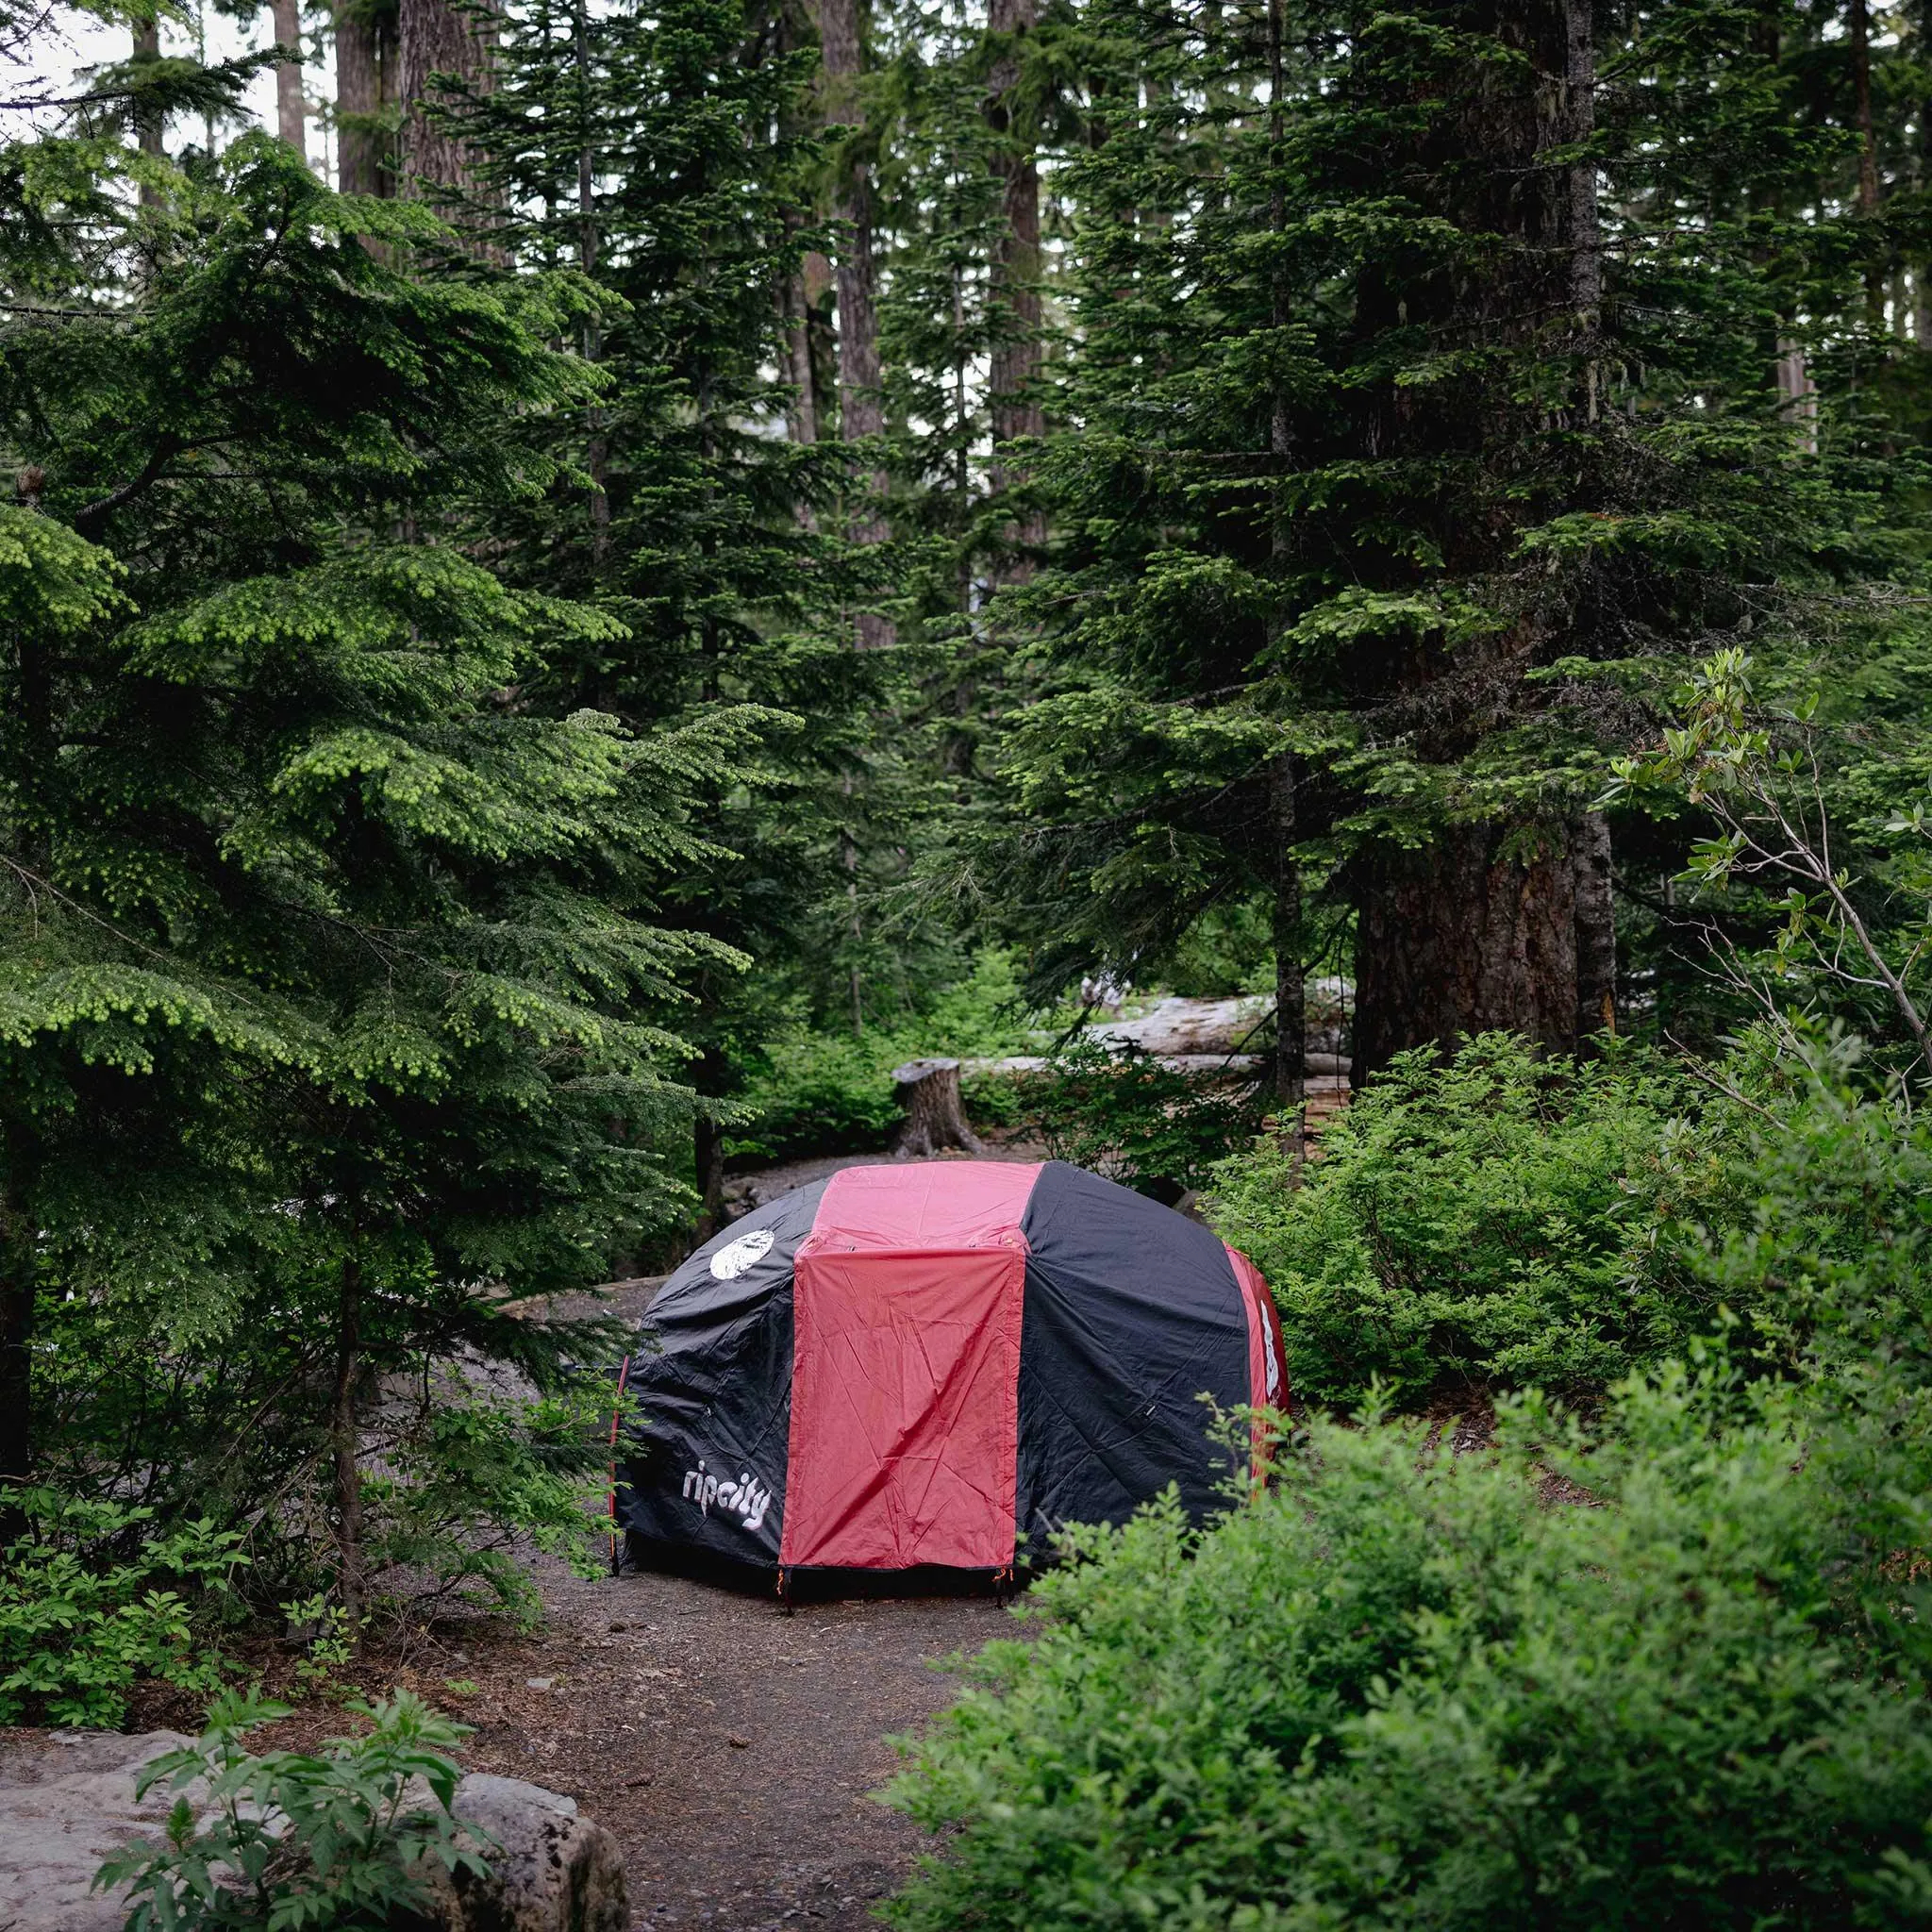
[614,1159,1288,1579]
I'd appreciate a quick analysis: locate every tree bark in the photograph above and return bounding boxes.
[780,241,821,451]
[131,18,164,204]
[1352,824,1583,1084]
[984,0,1044,578]
[692,1111,727,1243]
[272,0,307,153]
[0,1130,39,1545]
[1265,0,1302,1157]
[572,0,608,557]
[334,1,392,197]
[816,0,892,646]
[1851,0,1880,214]
[775,1,824,468]
[330,1249,366,1648]
[891,1059,983,1158]
[1270,757,1305,1147]
[1920,2,1932,348]
[398,0,498,205]
[1564,0,1598,320]
[1573,809,1616,1042]
[1850,0,1884,326]
[1344,3,1609,1074]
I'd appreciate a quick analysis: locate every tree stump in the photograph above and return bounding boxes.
[891,1058,984,1158]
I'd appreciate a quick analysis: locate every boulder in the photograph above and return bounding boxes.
[0,1729,196,1932]
[432,1774,629,1932]
[0,1732,627,1932]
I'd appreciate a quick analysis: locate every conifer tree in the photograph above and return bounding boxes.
[0,133,742,1614]
[958,0,1905,1085]
[462,0,900,1230]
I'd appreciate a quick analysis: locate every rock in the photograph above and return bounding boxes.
[0,1728,198,1932]
[0,1733,626,1932]
[438,1774,629,1932]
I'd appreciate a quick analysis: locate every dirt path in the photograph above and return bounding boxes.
[419,1562,1005,1929]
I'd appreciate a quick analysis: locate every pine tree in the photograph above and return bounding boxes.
[958,0,1907,1089]
[461,0,907,1232]
[0,133,741,1614]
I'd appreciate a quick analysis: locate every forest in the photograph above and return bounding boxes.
[10,0,1932,1923]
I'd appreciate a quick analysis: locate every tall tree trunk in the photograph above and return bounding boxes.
[816,0,892,646]
[1,619,52,1541]
[776,1,824,467]
[1920,3,1932,347]
[1353,824,1584,1082]
[1348,1,1607,1074]
[1270,757,1305,1132]
[334,1,392,197]
[1573,809,1616,1042]
[330,1248,366,1647]
[572,0,608,557]
[1264,0,1303,1157]
[131,18,164,204]
[398,0,498,208]
[0,1130,39,1545]
[780,240,821,449]
[1850,0,1885,327]
[1851,0,1880,214]
[692,1112,727,1243]
[1564,0,1598,321]
[272,0,308,153]
[984,0,1044,581]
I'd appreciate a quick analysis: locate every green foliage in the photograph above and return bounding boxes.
[2,117,736,1622]
[97,1688,491,1932]
[724,948,1041,1161]
[885,1364,1932,1931]
[363,1383,623,1626]
[0,1490,241,1726]
[280,1596,356,1701]
[889,1064,1932,1927]
[1011,1041,1259,1199]
[1612,646,1932,1081]
[1208,1035,1729,1407]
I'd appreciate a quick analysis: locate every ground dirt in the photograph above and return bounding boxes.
[434,1561,1006,1930]
[121,1555,1008,1932]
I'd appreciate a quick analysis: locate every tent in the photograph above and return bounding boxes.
[613,1159,1289,1579]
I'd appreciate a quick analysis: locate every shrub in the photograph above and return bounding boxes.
[98,1687,491,1931]
[0,1491,242,1726]
[1208,1033,1730,1407]
[33,1270,628,1635]
[1011,1040,1261,1198]
[884,1368,1932,1932]
[724,949,1044,1163]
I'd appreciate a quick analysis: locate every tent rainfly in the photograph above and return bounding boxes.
[613,1159,1288,1579]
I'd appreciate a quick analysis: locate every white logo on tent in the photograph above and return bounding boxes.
[681,1459,773,1534]
[709,1227,774,1280]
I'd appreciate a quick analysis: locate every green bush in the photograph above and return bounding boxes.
[33,1266,629,1636]
[1010,1040,1261,1198]
[1208,1034,1730,1407]
[724,949,1043,1163]
[98,1687,491,1930]
[884,1368,1932,1932]
[0,1491,242,1726]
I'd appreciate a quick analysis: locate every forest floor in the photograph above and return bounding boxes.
[115,1549,1006,1930]
[251,1557,1007,1930]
